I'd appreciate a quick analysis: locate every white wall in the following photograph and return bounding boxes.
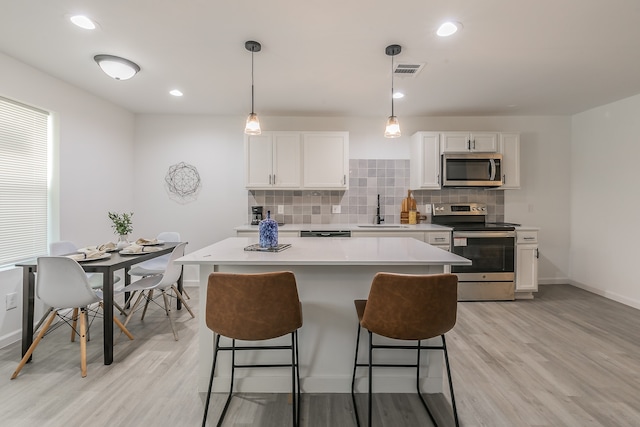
[570,94,640,309]
[133,114,572,286]
[0,52,135,346]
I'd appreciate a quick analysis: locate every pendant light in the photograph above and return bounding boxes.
[384,44,402,138]
[244,40,262,135]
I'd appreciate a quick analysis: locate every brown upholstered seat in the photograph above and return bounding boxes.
[202,271,303,427]
[351,272,460,427]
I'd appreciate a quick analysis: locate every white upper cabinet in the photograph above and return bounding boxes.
[499,133,521,189]
[245,132,301,189]
[245,131,348,190]
[440,132,498,153]
[410,132,441,189]
[302,132,349,189]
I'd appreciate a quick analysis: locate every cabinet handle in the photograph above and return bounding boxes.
[437,174,440,185]
[467,140,471,150]
[473,140,476,150]
[268,174,272,185]
[435,237,445,241]
[273,174,276,184]
[536,248,539,258]
[503,174,506,184]
[343,175,346,185]
[523,237,535,240]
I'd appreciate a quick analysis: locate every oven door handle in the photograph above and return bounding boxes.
[453,231,515,239]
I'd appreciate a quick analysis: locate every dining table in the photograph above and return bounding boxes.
[17,241,183,365]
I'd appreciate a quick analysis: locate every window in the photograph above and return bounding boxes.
[0,96,50,266]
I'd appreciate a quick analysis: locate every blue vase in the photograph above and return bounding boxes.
[259,210,278,248]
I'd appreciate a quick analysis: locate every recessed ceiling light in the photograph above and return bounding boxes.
[169,89,183,97]
[393,92,405,99]
[70,15,96,30]
[437,21,461,37]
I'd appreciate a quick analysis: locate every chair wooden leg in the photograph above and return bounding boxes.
[100,302,134,340]
[162,290,179,341]
[171,285,194,318]
[123,291,147,328]
[11,310,58,380]
[33,306,54,335]
[181,287,190,300]
[79,309,88,378]
[141,289,154,321]
[70,307,79,342]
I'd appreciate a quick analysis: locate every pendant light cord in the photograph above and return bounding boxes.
[251,49,255,115]
[390,53,395,117]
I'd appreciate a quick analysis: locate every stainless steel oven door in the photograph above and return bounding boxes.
[450,231,515,280]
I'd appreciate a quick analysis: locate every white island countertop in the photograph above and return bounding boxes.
[177,236,471,266]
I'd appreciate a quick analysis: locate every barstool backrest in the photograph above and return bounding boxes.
[206,271,302,341]
[361,272,458,340]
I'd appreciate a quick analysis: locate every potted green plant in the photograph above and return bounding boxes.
[108,211,134,249]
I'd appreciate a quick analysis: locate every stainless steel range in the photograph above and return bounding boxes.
[432,203,517,301]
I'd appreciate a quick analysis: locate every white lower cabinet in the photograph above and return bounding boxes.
[515,230,538,293]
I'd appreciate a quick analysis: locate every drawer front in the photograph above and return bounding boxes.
[517,231,538,244]
[426,232,451,245]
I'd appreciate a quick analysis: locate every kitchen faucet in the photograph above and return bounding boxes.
[375,194,384,224]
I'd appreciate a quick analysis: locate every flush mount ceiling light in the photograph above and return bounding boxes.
[437,21,462,37]
[169,89,183,97]
[384,44,402,138]
[244,40,262,135]
[94,54,140,80]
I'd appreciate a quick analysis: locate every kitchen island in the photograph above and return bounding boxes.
[176,236,470,394]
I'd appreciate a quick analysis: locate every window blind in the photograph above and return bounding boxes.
[0,96,49,266]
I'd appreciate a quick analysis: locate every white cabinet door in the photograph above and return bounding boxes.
[499,133,520,189]
[441,132,498,152]
[410,132,441,189]
[245,134,274,188]
[471,133,499,152]
[245,133,301,189]
[516,244,538,292]
[440,132,470,152]
[302,132,348,189]
[272,133,301,188]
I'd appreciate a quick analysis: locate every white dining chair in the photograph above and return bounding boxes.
[128,231,181,277]
[11,257,134,379]
[49,241,121,289]
[122,242,193,340]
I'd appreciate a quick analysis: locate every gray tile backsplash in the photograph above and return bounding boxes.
[248,159,505,224]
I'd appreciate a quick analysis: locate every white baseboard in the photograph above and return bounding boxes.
[569,279,640,310]
[0,330,21,349]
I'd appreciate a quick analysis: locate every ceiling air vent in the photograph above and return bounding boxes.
[394,63,425,78]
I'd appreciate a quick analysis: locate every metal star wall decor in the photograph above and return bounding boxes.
[165,161,201,202]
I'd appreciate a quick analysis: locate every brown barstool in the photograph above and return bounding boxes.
[202,271,303,427]
[350,272,459,427]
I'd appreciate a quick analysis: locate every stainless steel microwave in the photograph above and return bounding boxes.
[442,153,503,187]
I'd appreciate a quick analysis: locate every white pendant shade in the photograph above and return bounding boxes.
[384,115,401,138]
[94,55,140,80]
[245,112,261,135]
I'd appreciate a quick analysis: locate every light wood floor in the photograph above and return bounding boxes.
[0,284,639,426]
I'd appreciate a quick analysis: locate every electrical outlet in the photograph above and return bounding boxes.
[424,204,432,214]
[332,205,341,214]
[6,292,17,310]
[277,205,284,214]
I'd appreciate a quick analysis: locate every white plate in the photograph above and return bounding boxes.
[137,239,164,246]
[77,253,111,262]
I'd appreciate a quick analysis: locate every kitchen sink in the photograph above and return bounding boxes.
[357,225,408,229]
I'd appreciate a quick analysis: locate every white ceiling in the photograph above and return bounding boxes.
[2,0,640,117]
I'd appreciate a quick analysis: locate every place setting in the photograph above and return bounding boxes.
[119,237,165,255]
